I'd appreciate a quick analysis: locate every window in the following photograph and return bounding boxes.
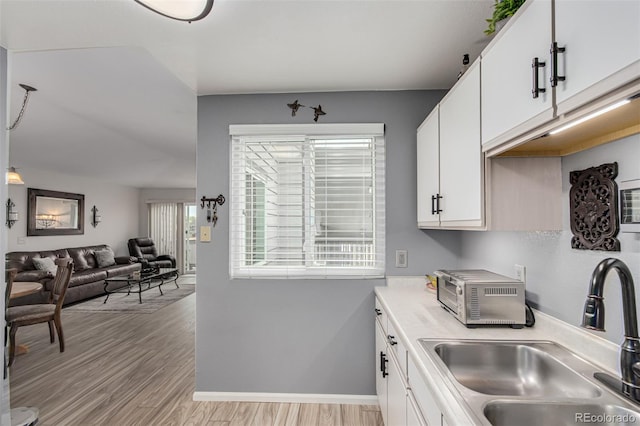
[230,124,385,278]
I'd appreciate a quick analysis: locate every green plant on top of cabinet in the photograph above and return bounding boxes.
[484,0,526,35]
[417,60,483,229]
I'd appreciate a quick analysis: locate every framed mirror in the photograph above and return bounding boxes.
[27,188,85,236]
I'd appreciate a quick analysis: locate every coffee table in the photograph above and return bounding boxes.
[103,268,179,304]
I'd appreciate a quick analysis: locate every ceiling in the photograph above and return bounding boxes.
[1,0,495,188]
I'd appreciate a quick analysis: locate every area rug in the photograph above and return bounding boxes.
[64,276,195,314]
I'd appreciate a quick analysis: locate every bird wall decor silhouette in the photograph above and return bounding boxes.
[287,100,305,116]
[311,105,326,122]
[287,100,327,122]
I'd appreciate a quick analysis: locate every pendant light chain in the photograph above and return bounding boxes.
[7,84,37,131]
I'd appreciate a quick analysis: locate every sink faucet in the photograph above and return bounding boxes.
[582,257,640,402]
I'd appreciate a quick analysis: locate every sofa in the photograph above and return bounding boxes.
[6,244,141,306]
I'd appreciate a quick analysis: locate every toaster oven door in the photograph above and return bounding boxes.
[437,275,461,317]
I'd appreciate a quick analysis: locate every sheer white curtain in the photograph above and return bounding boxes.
[148,202,178,258]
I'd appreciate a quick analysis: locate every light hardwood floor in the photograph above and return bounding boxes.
[8,283,383,426]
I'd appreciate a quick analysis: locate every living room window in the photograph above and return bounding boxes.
[230,123,385,279]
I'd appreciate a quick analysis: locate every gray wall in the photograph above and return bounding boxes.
[459,134,640,343]
[196,90,461,395]
[7,167,140,256]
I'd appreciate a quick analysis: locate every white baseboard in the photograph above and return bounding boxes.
[193,392,378,405]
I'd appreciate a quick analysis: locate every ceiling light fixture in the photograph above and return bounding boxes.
[549,99,631,135]
[134,0,214,22]
[7,84,37,131]
[6,167,25,185]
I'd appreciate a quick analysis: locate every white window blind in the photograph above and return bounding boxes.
[149,202,178,258]
[230,124,385,279]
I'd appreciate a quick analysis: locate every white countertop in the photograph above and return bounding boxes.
[376,276,622,425]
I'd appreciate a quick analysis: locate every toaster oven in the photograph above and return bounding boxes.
[435,269,526,328]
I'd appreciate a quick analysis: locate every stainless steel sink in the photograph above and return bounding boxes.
[418,339,640,425]
[433,341,600,398]
[484,401,640,426]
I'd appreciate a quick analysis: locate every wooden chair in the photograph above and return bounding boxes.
[6,259,73,366]
[5,268,17,314]
[4,268,17,378]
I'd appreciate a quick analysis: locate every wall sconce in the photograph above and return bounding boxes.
[6,199,18,228]
[90,205,102,228]
[6,167,25,185]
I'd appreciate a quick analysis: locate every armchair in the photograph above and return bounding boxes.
[127,237,176,270]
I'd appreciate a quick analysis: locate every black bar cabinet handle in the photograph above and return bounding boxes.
[374,308,382,316]
[436,194,443,214]
[431,195,437,215]
[531,57,546,99]
[387,335,398,346]
[550,42,566,87]
[380,351,388,377]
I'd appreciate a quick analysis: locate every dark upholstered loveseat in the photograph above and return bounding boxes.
[6,244,141,306]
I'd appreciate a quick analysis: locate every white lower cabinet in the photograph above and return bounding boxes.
[376,320,389,425]
[376,299,444,426]
[387,350,407,426]
[406,390,427,426]
[407,355,443,426]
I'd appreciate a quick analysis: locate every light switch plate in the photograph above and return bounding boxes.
[200,226,212,242]
[395,250,408,268]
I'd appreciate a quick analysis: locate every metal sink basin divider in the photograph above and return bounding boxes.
[418,339,640,426]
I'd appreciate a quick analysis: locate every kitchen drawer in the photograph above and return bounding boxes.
[387,320,407,378]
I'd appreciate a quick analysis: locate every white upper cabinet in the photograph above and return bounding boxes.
[417,61,483,229]
[416,106,440,228]
[554,0,640,113]
[439,61,483,227]
[481,0,553,148]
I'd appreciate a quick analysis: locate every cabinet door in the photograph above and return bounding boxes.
[408,356,442,426]
[481,0,553,147]
[407,391,428,426]
[439,62,483,227]
[375,320,388,426]
[387,351,407,426]
[417,107,440,227]
[555,0,640,113]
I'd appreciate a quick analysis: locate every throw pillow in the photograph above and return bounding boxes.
[32,257,58,275]
[95,249,116,268]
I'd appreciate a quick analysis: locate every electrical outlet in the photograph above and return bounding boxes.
[515,264,526,283]
[395,250,408,268]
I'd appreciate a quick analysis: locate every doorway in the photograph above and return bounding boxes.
[184,204,197,274]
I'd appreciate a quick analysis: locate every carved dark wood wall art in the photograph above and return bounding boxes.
[569,162,620,251]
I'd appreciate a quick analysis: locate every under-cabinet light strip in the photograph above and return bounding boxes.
[549,99,631,135]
